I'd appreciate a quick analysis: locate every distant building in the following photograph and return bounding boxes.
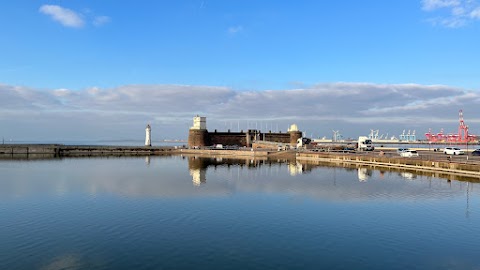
[187,116,302,148]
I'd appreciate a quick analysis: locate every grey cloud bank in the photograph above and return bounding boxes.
[0,83,479,142]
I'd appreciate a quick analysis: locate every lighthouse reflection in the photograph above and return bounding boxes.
[358,168,372,182]
[145,156,150,166]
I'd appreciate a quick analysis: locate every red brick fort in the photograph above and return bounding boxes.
[188,116,302,148]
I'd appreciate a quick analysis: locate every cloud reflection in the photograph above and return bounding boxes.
[0,156,475,202]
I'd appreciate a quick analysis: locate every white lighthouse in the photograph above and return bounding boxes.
[145,124,151,146]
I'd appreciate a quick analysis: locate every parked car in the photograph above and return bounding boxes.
[400,150,419,157]
[397,148,409,154]
[471,149,480,156]
[444,147,464,155]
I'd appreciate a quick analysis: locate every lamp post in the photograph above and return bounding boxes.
[466,140,469,161]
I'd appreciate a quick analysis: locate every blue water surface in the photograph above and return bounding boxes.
[0,156,479,270]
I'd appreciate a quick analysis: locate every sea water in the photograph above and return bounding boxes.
[0,156,479,269]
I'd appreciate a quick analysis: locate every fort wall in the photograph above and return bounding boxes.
[209,132,248,146]
[187,116,303,148]
[187,129,304,148]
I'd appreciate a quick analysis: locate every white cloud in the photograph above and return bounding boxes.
[421,0,480,27]
[438,17,467,27]
[39,5,85,28]
[471,7,480,17]
[452,6,466,15]
[39,5,110,28]
[228,25,243,34]
[1,82,479,141]
[93,16,111,26]
[422,0,461,11]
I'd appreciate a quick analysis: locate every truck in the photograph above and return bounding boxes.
[296,137,312,149]
[357,136,374,151]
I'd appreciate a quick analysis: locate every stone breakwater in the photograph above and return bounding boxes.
[0,144,174,158]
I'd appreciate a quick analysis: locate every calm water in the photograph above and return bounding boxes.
[1,156,480,270]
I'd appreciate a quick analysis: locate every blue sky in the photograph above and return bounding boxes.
[1,0,480,142]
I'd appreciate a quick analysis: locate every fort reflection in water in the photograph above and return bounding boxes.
[187,155,312,186]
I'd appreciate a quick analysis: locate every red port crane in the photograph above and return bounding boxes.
[425,110,477,143]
